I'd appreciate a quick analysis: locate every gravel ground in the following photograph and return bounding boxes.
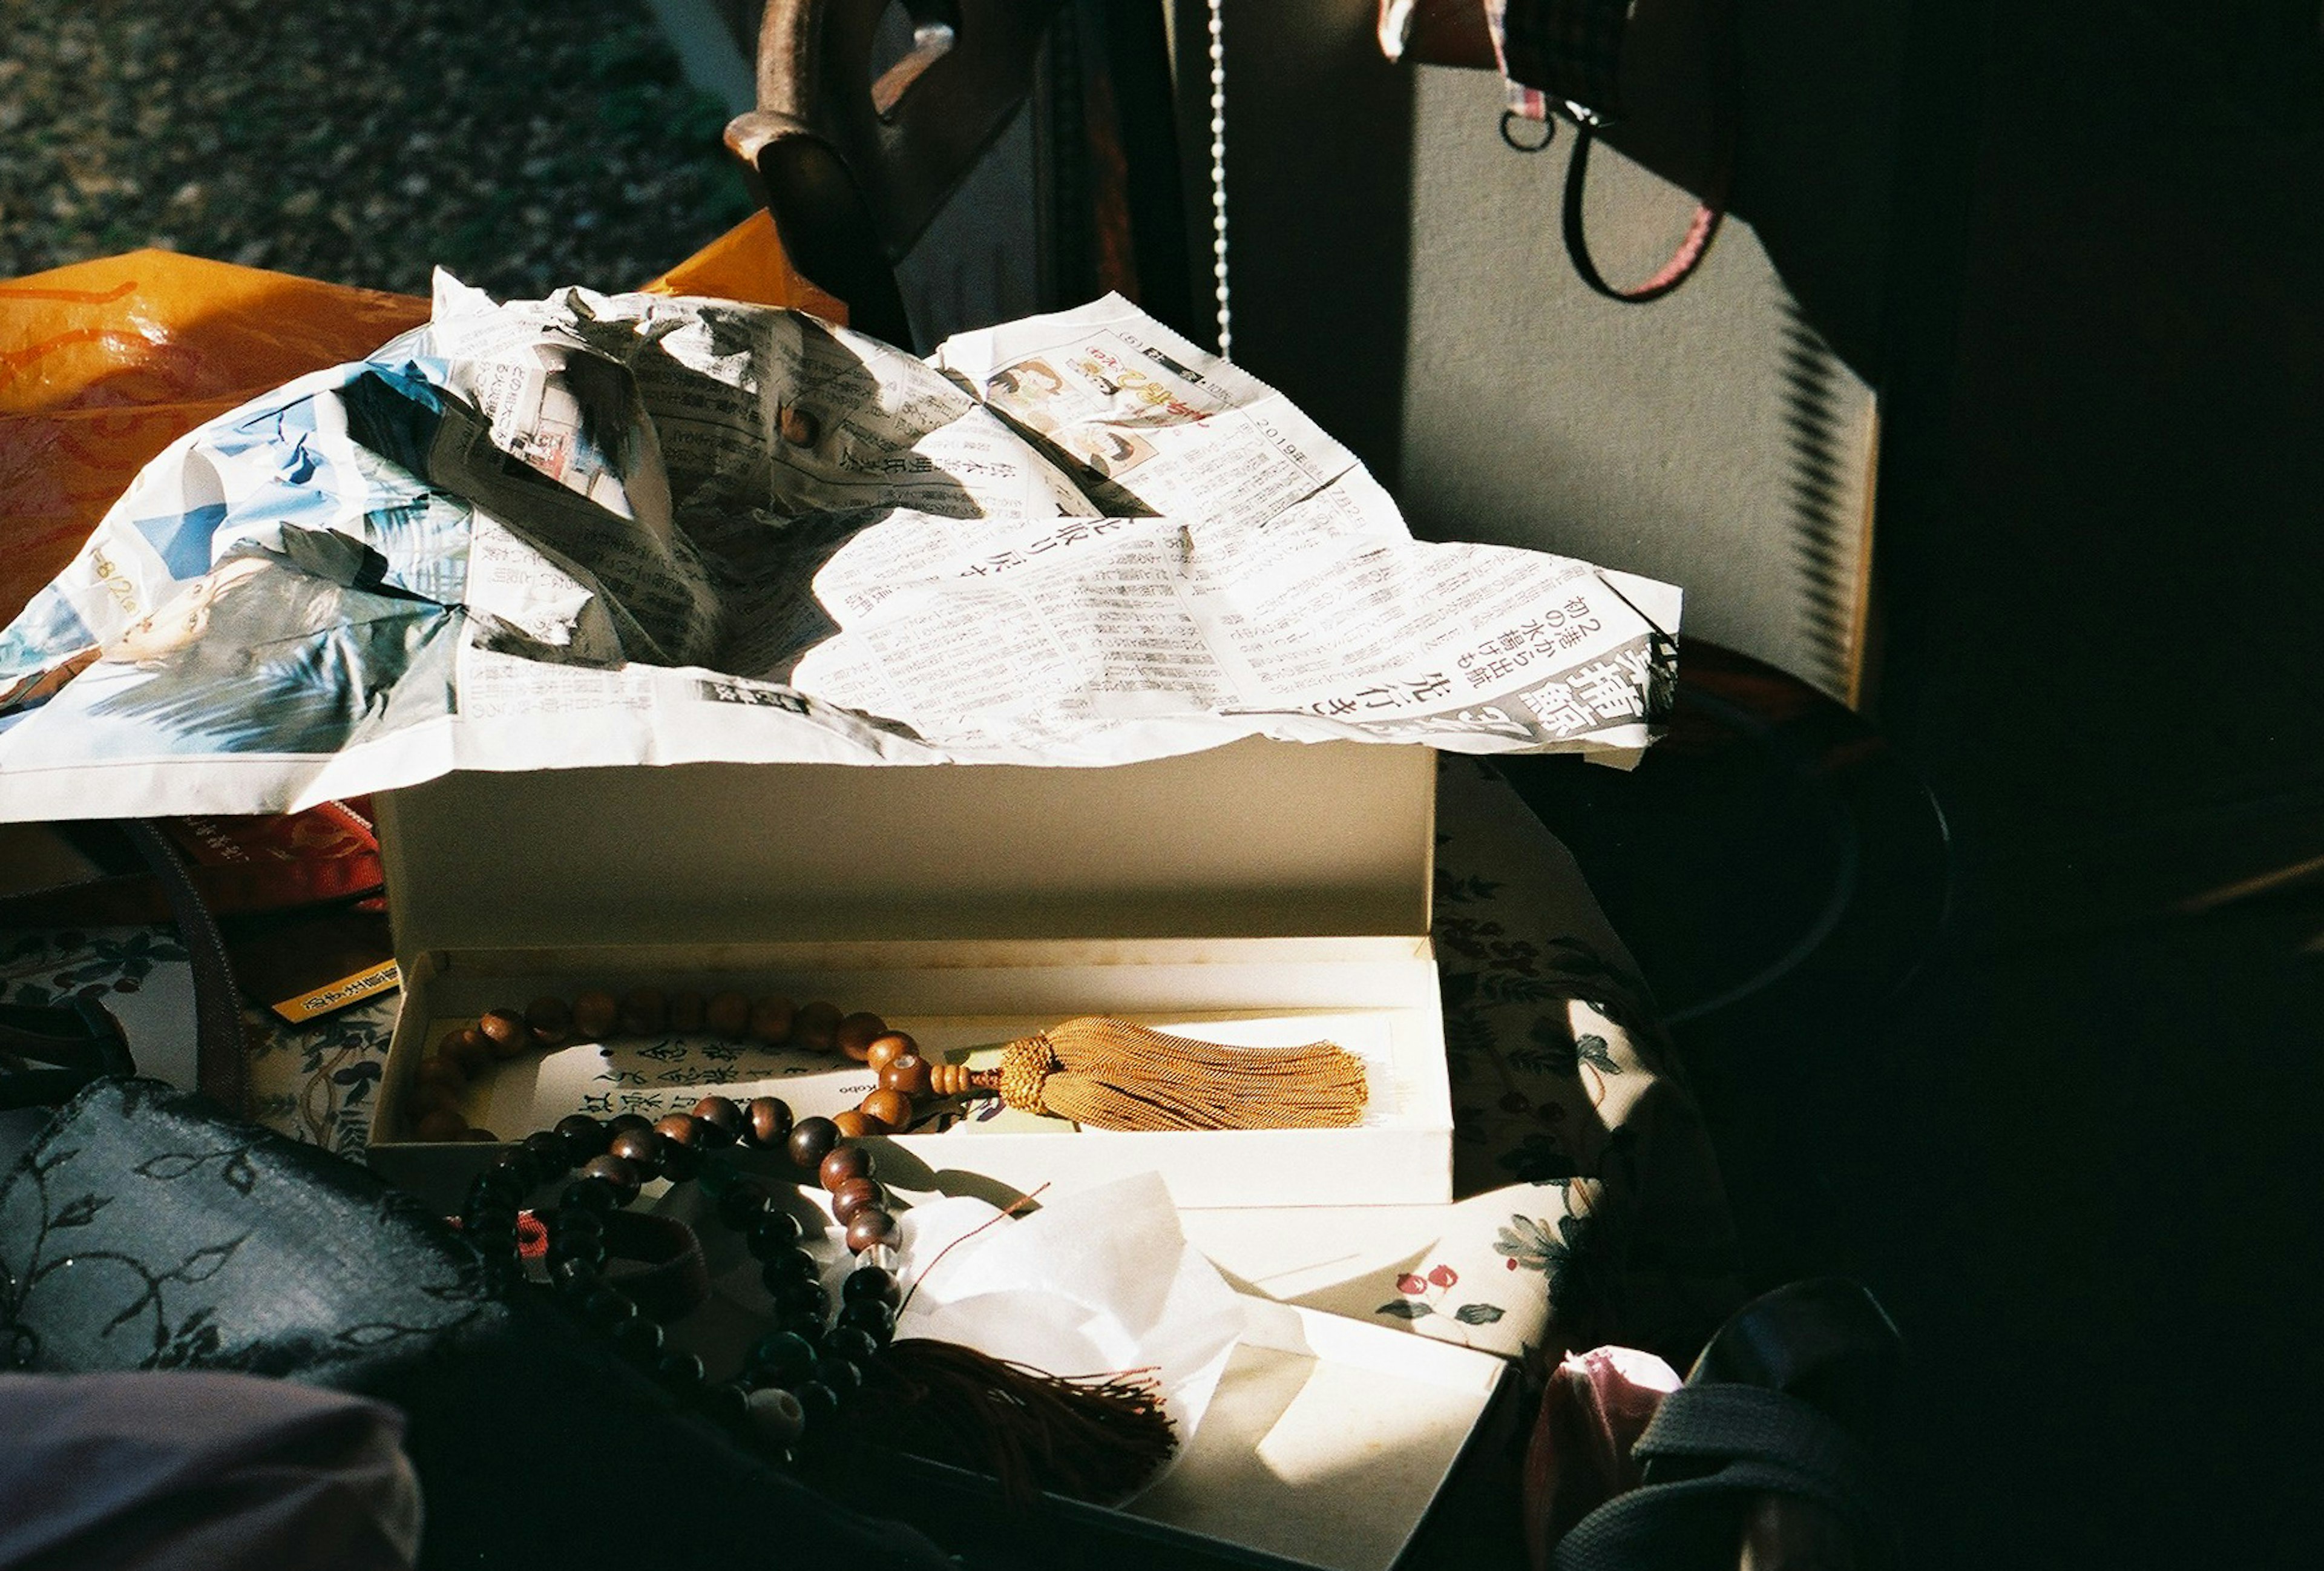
[0,0,758,296]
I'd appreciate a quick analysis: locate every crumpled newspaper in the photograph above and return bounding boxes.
[0,278,1680,822]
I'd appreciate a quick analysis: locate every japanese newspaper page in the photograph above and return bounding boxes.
[0,285,1679,820]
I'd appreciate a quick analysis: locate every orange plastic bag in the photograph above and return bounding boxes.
[0,212,840,627]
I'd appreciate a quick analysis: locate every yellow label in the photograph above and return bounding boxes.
[272,960,402,1023]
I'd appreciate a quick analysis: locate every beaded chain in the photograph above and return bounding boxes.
[440,989,1184,1496]
[458,1087,913,1459]
[406,989,974,1146]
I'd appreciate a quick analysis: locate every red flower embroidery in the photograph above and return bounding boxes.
[516,1211,550,1260]
[1428,1264,1458,1289]
[1396,1273,1428,1296]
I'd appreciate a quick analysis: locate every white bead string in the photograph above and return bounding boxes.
[1206,0,1231,358]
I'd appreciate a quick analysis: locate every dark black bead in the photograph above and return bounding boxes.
[834,1300,894,1342]
[522,1130,572,1179]
[464,1204,517,1240]
[611,1316,664,1365]
[747,1329,819,1386]
[717,1179,772,1231]
[695,1381,749,1428]
[577,1285,635,1331]
[841,1266,902,1308]
[554,1113,609,1164]
[773,1279,830,1320]
[759,1246,819,1288]
[776,1311,827,1343]
[812,1351,862,1394]
[561,1177,617,1216]
[793,1381,841,1426]
[490,1148,542,1193]
[469,1167,524,1208]
[746,1212,804,1261]
[654,1349,707,1394]
[821,1327,881,1368]
[548,1233,608,1273]
[606,1113,654,1139]
[550,1256,598,1294]
[553,1205,604,1241]
[467,1233,518,1268]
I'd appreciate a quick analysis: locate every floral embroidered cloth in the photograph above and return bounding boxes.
[0,756,1740,1374]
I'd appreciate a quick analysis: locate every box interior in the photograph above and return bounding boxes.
[375,737,1437,952]
[370,937,1452,1210]
[370,739,1451,1208]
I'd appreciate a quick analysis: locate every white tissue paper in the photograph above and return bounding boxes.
[868,1172,1247,1491]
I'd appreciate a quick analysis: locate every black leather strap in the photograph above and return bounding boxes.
[118,820,249,1118]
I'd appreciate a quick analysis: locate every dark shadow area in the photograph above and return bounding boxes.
[1578,0,1909,382]
[1192,1,1416,486]
[1557,6,2324,1566]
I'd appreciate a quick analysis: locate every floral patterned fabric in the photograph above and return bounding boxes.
[0,756,1741,1373]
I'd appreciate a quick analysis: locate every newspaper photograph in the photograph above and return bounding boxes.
[0,285,1680,821]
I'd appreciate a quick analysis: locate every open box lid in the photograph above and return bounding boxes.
[374,737,1436,956]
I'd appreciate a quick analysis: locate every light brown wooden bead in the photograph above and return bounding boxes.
[794,1000,842,1053]
[525,995,573,1047]
[864,1032,916,1072]
[859,1088,913,1131]
[411,1081,462,1119]
[619,988,667,1035]
[928,1063,971,1096]
[748,995,795,1043]
[830,1109,873,1139]
[878,1054,931,1098]
[666,992,705,1033]
[448,1029,493,1078]
[835,1012,888,1061]
[413,1107,467,1142]
[461,1127,499,1143]
[416,1055,466,1092]
[706,990,752,1038]
[479,1008,530,1059]
[572,990,619,1038]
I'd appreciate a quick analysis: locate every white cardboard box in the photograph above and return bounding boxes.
[367,737,1449,1211]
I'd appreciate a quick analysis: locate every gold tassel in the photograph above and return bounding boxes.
[969,1016,1368,1132]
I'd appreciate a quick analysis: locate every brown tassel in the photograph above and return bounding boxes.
[970,1016,1368,1131]
[839,1337,1178,1504]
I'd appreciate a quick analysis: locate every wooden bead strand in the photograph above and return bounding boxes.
[467,1093,908,1460]
[407,986,979,1144]
[459,1093,1179,1498]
